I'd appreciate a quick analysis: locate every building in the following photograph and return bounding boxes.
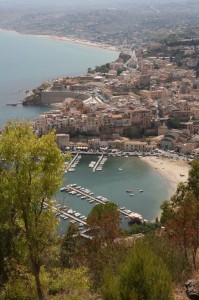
[56,134,70,150]
[124,141,156,152]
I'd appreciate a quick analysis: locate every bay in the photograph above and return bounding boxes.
[0,30,169,228]
[57,155,170,232]
[0,30,119,127]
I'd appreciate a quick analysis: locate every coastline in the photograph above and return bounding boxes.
[140,156,191,197]
[0,28,120,53]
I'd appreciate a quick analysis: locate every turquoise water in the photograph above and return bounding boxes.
[0,30,118,127]
[56,155,170,231]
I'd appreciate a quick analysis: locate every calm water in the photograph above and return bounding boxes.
[56,155,170,231]
[0,30,169,228]
[0,30,118,127]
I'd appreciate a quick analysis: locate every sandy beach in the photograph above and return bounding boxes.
[0,28,120,52]
[37,34,120,52]
[140,156,191,197]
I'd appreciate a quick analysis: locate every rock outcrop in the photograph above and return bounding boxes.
[185,280,199,300]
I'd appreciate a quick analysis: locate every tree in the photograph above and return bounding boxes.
[87,202,120,245]
[41,266,91,300]
[0,121,65,299]
[102,241,174,300]
[60,223,82,268]
[161,183,199,267]
[188,158,199,199]
[146,235,189,283]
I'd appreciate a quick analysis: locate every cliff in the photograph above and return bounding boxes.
[22,81,51,106]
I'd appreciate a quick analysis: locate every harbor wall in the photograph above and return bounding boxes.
[40,91,90,104]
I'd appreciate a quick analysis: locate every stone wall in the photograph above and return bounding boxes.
[40,91,90,104]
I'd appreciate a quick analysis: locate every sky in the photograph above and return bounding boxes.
[0,0,193,10]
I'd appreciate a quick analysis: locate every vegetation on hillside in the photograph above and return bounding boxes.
[0,122,199,299]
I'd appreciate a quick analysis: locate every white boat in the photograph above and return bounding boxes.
[139,190,143,192]
[74,213,81,217]
[60,187,66,192]
[89,161,96,167]
[118,168,122,171]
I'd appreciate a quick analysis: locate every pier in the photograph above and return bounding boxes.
[93,154,104,172]
[43,202,92,239]
[64,184,143,222]
[65,153,81,172]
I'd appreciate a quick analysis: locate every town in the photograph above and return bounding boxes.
[25,41,199,158]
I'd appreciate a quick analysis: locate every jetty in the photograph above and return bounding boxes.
[43,201,92,239]
[93,154,104,172]
[64,184,143,222]
[65,153,81,172]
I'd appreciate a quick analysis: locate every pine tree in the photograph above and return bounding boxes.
[102,241,174,300]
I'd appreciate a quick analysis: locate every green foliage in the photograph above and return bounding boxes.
[160,180,199,268]
[81,242,129,290]
[188,158,199,198]
[2,261,37,300]
[41,266,91,300]
[94,63,110,73]
[129,221,160,235]
[60,223,82,268]
[160,200,174,224]
[87,202,120,243]
[102,240,174,300]
[0,121,65,299]
[146,236,190,283]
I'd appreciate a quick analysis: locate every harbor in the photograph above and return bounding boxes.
[56,155,171,229]
[44,201,91,239]
[61,184,143,223]
[65,153,81,172]
[92,154,108,172]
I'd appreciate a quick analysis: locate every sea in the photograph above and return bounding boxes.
[57,155,170,231]
[0,30,170,228]
[0,30,118,127]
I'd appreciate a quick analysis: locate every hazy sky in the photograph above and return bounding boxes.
[0,0,193,10]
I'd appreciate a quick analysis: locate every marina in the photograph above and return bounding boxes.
[44,201,91,239]
[62,184,143,223]
[65,153,81,173]
[93,154,104,172]
[56,155,171,228]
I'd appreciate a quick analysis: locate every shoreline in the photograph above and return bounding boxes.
[0,28,120,53]
[139,156,191,219]
[140,156,191,197]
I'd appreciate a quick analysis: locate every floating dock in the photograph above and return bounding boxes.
[64,184,143,222]
[43,201,92,239]
[65,153,81,172]
[93,154,104,172]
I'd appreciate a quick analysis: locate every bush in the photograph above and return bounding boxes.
[102,240,174,300]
